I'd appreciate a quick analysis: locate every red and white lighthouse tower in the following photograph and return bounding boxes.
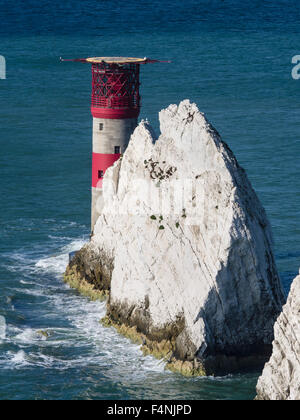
[62,56,168,233]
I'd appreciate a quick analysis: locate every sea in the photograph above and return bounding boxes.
[0,0,299,400]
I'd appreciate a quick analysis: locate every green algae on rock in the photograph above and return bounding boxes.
[64,245,112,301]
[100,313,208,377]
[64,265,108,301]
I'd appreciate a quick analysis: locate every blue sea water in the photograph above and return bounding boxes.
[0,0,299,400]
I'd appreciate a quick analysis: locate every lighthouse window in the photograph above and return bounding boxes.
[99,123,104,131]
[98,170,104,179]
[114,146,121,154]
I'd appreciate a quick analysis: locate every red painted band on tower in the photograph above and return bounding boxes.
[92,153,121,188]
[91,106,140,119]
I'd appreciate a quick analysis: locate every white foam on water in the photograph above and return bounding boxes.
[4,350,29,368]
[12,350,26,363]
[20,279,36,285]
[1,234,167,380]
[11,287,48,298]
[60,294,167,377]
[0,316,6,341]
[14,328,48,344]
[38,278,168,376]
[34,238,87,277]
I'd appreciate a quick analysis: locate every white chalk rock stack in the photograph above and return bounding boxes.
[87,100,285,374]
[256,272,300,400]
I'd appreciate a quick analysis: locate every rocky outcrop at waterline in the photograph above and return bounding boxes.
[64,243,113,300]
[256,272,300,400]
[64,100,285,376]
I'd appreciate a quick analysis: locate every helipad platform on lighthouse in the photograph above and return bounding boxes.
[61,56,169,64]
[85,57,147,64]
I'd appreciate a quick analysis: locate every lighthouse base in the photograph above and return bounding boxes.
[91,187,104,234]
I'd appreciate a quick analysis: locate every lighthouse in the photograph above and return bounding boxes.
[61,56,168,233]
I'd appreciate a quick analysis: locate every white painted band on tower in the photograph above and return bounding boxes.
[91,117,137,232]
